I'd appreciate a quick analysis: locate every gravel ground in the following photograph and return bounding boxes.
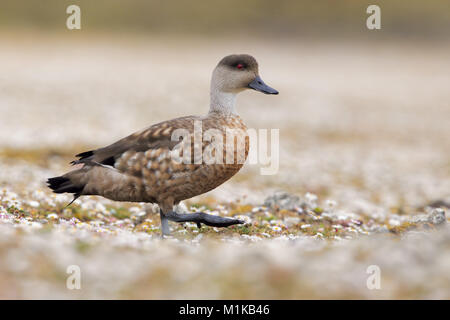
[0,34,449,299]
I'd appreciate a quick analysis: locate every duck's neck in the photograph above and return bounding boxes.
[209,87,237,116]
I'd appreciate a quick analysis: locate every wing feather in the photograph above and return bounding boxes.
[72,116,196,166]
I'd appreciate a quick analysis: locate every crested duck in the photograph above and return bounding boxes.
[47,54,278,235]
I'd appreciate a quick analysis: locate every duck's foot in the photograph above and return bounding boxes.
[164,210,244,230]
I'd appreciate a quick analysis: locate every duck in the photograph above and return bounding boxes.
[47,54,278,236]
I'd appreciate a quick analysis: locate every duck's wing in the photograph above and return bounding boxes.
[72,115,196,168]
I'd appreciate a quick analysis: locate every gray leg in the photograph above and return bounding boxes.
[159,211,171,236]
[164,210,244,228]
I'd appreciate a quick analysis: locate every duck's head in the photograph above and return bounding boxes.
[212,54,279,95]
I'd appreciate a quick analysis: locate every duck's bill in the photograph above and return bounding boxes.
[248,76,279,95]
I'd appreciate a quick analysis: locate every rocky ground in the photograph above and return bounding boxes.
[1,179,449,299]
[0,34,449,299]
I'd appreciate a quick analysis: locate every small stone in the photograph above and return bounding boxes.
[411,208,446,225]
[325,199,338,209]
[388,219,401,226]
[284,217,300,227]
[371,226,389,233]
[28,201,40,208]
[129,206,141,213]
[410,214,429,224]
[428,208,446,225]
[263,191,301,211]
[95,203,106,212]
[174,202,189,214]
[305,192,318,206]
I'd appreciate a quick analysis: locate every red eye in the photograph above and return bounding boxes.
[236,64,244,69]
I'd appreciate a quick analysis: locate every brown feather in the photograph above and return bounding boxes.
[66,113,248,206]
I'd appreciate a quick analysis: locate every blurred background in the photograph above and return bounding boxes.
[0,0,449,299]
[1,0,449,37]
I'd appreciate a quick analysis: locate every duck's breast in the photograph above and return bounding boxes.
[157,114,249,203]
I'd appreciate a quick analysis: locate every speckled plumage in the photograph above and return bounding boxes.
[69,113,248,211]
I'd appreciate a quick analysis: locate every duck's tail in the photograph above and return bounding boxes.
[47,171,86,206]
[47,164,146,205]
[47,176,83,195]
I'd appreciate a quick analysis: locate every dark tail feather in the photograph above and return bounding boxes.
[47,176,84,207]
[64,193,81,208]
[71,150,94,165]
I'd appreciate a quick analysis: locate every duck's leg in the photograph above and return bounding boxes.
[160,211,171,236]
[161,209,244,232]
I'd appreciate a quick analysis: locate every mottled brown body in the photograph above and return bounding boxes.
[68,112,248,210]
